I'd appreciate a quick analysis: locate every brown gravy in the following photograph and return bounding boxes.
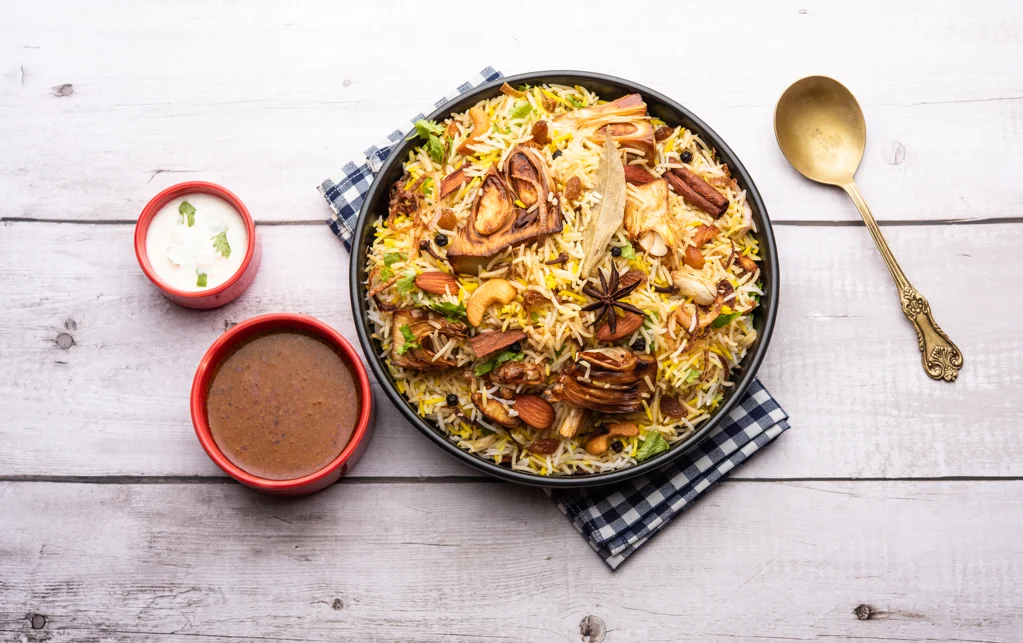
[206,331,359,480]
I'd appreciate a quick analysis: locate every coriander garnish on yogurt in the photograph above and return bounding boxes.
[145,193,247,292]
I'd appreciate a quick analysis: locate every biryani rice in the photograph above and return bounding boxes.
[365,83,762,476]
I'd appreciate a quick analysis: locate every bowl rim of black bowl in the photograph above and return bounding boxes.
[349,70,779,488]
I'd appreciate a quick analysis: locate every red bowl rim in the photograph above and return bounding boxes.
[135,181,258,300]
[189,313,373,490]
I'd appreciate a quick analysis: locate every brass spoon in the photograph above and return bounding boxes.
[774,76,962,382]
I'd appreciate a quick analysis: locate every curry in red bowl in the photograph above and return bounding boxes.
[190,314,374,495]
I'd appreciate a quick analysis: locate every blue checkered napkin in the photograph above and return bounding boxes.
[318,66,504,250]
[316,68,790,569]
[549,380,790,569]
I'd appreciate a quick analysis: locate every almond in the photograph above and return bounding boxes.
[512,395,556,430]
[623,164,656,185]
[595,312,644,342]
[468,330,526,359]
[415,272,459,295]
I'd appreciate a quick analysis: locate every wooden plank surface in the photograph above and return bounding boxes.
[2,1,1022,224]
[2,480,1022,643]
[1,221,1019,479]
[3,1,1023,641]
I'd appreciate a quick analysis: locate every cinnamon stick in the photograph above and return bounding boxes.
[667,168,728,217]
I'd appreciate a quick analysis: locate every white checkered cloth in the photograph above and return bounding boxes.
[317,67,791,569]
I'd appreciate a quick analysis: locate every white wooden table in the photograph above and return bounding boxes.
[3,2,1022,641]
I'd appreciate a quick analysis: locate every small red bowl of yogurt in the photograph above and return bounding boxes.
[135,181,260,309]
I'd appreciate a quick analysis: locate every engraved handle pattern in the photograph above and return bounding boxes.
[899,287,963,382]
[843,181,963,382]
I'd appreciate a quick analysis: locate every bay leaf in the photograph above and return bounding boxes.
[580,131,626,277]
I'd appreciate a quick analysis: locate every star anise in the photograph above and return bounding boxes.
[581,263,645,335]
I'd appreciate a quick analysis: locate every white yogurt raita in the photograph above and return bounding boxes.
[146,193,247,292]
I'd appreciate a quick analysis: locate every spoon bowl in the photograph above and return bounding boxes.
[774,76,866,186]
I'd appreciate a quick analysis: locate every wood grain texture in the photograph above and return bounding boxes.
[1,1,1021,224]
[2,222,1019,479]
[1,481,1022,643]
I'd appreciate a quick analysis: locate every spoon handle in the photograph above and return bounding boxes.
[841,181,963,382]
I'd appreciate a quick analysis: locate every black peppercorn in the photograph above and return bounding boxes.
[434,233,448,247]
[611,246,622,257]
[611,440,624,453]
[509,341,522,354]
[446,394,458,406]
[681,150,693,164]
[631,338,646,352]
[552,150,563,159]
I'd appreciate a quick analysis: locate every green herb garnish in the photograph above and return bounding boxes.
[509,101,532,120]
[710,311,741,329]
[195,270,207,288]
[396,324,420,356]
[421,176,434,198]
[395,268,417,294]
[414,119,446,164]
[619,242,636,260]
[473,350,525,377]
[684,369,701,384]
[179,201,196,227]
[210,230,231,258]
[530,311,540,324]
[635,431,670,462]
[415,120,444,137]
[566,95,585,108]
[424,300,467,321]
[380,253,405,281]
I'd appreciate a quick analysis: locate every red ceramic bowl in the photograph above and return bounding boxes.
[190,314,375,495]
[135,181,261,309]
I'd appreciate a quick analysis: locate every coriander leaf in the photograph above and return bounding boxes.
[619,241,636,260]
[178,201,196,227]
[396,324,421,356]
[425,135,445,164]
[421,176,434,198]
[379,267,394,281]
[636,431,670,462]
[710,311,741,329]
[395,268,417,294]
[210,230,231,258]
[473,350,524,376]
[384,253,404,267]
[474,359,496,377]
[684,369,701,384]
[195,270,207,288]
[509,101,532,120]
[426,300,467,321]
[414,119,444,138]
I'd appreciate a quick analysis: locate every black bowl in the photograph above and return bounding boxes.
[349,71,778,488]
